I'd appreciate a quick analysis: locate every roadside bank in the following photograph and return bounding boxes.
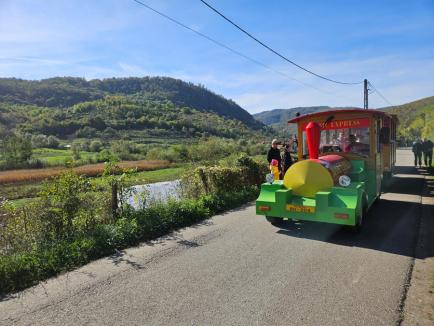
[402,167,434,326]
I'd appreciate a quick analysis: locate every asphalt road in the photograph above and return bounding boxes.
[0,149,427,326]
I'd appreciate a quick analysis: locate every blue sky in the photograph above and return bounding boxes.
[1,0,433,113]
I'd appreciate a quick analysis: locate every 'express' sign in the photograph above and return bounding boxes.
[301,118,370,130]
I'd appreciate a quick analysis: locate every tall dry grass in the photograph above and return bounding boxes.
[0,160,170,185]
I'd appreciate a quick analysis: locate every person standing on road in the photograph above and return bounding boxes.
[282,140,293,176]
[421,138,433,167]
[267,139,282,175]
[412,139,423,168]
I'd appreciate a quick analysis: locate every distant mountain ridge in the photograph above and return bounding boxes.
[253,106,356,136]
[0,76,261,129]
[254,106,332,125]
[254,95,434,140]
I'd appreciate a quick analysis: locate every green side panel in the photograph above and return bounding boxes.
[349,160,366,182]
[365,169,378,207]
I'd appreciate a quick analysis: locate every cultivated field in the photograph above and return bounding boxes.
[0,160,171,184]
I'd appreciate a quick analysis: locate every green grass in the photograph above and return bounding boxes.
[7,197,35,209]
[1,183,43,201]
[32,148,98,166]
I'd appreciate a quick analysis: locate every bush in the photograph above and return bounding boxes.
[89,140,103,152]
[81,141,90,152]
[0,171,101,254]
[181,154,265,198]
[145,146,168,161]
[47,136,60,149]
[97,149,118,162]
[71,143,81,160]
[111,140,135,160]
[187,138,236,163]
[0,133,32,168]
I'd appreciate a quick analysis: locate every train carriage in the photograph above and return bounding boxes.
[256,108,398,232]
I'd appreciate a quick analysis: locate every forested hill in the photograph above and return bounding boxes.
[0,76,261,128]
[254,106,331,125]
[381,95,434,139]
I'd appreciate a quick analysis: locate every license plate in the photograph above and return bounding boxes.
[286,204,315,213]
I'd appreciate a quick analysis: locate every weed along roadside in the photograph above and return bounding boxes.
[0,154,265,296]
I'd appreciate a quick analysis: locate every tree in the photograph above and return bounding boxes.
[71,143,81,160]
[0,133,32,167]
[111,140,133,160]
[81,140,90,152]
[90,140,103,152]
[47,135,60,149]
[31,134,48,148]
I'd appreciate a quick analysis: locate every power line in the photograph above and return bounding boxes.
[199,0,363,86]
[131,0,333,95]
[368,81,394,107]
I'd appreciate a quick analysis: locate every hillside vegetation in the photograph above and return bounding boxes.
[0,96,257,141]
[381,96,434,140]
[0,76,261,128]
[0,76,271,170]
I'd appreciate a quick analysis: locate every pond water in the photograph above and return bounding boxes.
[126,180,181,209]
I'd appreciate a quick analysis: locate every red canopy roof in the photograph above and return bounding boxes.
[287,108,394,124]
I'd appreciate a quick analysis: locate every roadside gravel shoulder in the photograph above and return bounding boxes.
[402,169,434,326]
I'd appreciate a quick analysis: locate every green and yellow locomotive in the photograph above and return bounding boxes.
[256,109,398,232]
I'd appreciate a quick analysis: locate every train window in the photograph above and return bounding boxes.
[319,128,370,157]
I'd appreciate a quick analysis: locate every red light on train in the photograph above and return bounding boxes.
[334,213,349,219]
[259,206,271,212]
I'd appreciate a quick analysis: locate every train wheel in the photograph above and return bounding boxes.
[265,216,282,226]
[351,202,367,233]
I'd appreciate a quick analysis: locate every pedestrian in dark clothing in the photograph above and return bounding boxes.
[282,141,293,175]
[422,138,433,167]
[267,139,282,172]
[412,139,423,168]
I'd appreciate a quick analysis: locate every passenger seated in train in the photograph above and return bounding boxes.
[344,134,369,155]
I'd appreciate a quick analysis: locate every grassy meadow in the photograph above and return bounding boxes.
[32,148,97,165]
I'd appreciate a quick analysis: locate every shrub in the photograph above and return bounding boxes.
[97,149,118,162]
[0,133,32,168]
[181,154,265,198]
[145,146,180,162]
[81,141,90,152]
[47,136,60,149]
[0,171,100,254]
[111,140,136,160]
[32,135,60,149]
[90,140,103,152]
[71,143,81,160]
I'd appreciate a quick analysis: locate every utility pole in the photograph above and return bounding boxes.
[364,79,368,109]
